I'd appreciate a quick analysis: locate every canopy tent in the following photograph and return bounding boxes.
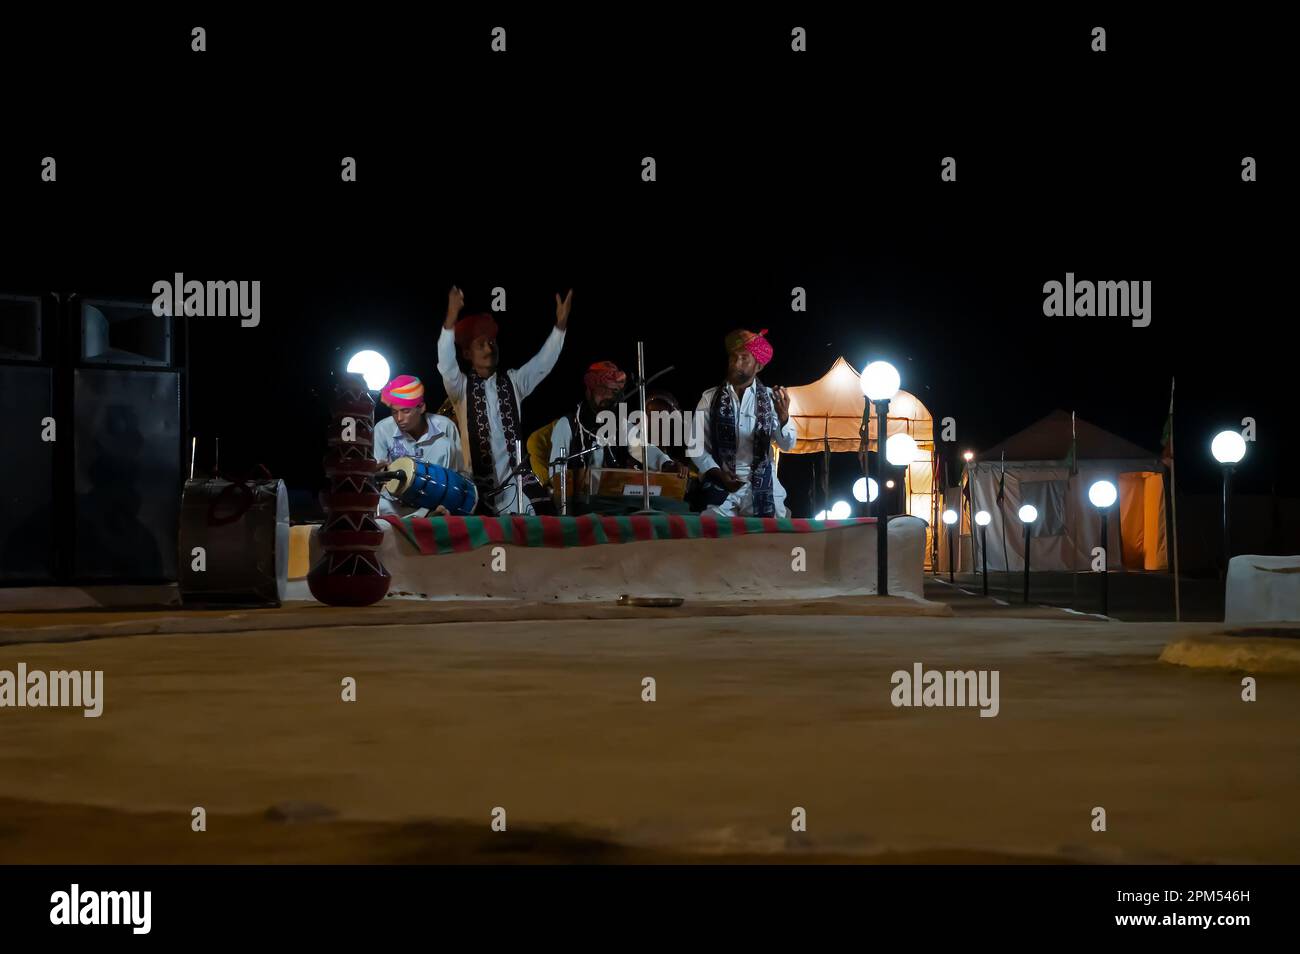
[785,357,939,565]
[959,410,1169,573]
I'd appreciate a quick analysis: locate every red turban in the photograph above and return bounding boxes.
[583,361,626,395]
[454,313,499,350]
[724,328,773,367]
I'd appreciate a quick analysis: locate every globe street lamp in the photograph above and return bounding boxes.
[861,361,900,596]
[346,350,391,391]
[1018,503,1038,603]
[852,476,879,504]
[1211,430,1247,578]
[830,499,852,520]
[942,508,959,584]
[974,509,991,597]
[885,432,918,467]
[1087,479,1118,616]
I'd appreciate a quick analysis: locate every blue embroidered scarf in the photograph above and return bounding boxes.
[709,380,776,517]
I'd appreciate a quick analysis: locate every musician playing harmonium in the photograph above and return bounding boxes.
[547,361,686,513]
[373,374,468,517]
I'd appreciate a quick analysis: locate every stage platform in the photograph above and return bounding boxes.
[287,513,930,604]
[0,515,931,615]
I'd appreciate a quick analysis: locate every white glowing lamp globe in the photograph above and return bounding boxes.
[852,476,879,503]
[942,509,958,526]
[830,500,852,520]
[974,510,991,527]
[1088,479,1118,509]
[885,432,918,466]
[347,350,391,391]
[814,510,827,521]
[1211,430,1247,465]
[860,361,900,401]
[1018,504,1039,524]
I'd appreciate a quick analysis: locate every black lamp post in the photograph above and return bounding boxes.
[975,509,990,597]
[860,361,901,597]
[1211,430,1247,580]
[1087,479,1118,617]
[1019,504,1038,603]
[875,398,890,595]
[942,508,958,583]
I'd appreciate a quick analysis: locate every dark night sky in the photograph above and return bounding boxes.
[2,11,1288,515]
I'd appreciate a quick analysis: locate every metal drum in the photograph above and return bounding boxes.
[383,457,478,516]
[178,477,290,606]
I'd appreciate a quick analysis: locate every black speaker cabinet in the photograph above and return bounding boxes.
[0,365,56,583]
[70,368,181,581]
[0,290,186,586]
[79,297,173,367]
[0,293,43,361]
[0,294,55,582]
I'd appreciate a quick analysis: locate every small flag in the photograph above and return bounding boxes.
[1161,377,1175,465]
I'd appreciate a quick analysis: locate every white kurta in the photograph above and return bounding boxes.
[373,412,467,517]
[437,325,565,515]
[549,413,672,474]
[690,383,797,517]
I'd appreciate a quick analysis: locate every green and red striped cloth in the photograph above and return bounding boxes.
[378,513,873,556]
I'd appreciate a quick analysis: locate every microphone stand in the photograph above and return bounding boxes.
[634,341,654,514]
[551,443,605,509]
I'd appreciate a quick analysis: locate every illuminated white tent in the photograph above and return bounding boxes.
[785,357,938,565]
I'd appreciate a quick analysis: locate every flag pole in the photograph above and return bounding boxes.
[999,450,1009,601]
[1070,410,1078,609]
[1169,378,1181,622]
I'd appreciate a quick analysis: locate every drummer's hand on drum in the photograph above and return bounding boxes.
[555,288,573,330]
[432,505,450,517]
[445,286,466,328]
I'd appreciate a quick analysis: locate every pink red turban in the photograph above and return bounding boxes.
[380,375,424,408]
[454,313,500,350]
[583,361,627,395]
[724,328,773,367]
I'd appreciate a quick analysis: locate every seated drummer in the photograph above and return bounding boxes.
[549,361,679,477]
[373,374,467,517]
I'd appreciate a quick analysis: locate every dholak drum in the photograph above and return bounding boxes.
[383,457,478,516]
[178,477,290,607]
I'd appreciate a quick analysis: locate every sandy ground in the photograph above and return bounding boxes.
[2,602,1298,864]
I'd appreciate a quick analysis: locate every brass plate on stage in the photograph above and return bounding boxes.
[593,467,686,500]
[617,595,685,607]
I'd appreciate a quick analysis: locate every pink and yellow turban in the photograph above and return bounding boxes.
[380,374,425,408]
[724,328,773,367]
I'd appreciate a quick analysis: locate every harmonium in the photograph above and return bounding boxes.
[566,466,688,501]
